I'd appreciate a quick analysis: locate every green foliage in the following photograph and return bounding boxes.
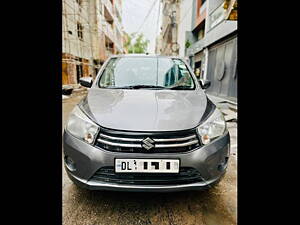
[185,40,191,49]
[125,33,150,54]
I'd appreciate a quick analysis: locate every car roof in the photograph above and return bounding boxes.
[109,54,184,60]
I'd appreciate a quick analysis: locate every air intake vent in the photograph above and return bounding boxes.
[90,167,203,185]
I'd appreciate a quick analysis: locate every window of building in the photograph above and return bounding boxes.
[193,20,205,41]
[77,22,83,40]
[76,59,83,83]
[198,28,205,40]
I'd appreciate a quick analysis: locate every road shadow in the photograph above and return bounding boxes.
[64,174,236,225]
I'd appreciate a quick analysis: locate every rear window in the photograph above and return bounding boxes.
[98,57,195,90]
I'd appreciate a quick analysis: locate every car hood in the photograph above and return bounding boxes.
[84,88,208,131]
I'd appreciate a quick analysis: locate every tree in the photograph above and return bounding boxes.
[124,33,150,54]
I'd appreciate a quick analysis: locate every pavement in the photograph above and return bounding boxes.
[62,91,237,225]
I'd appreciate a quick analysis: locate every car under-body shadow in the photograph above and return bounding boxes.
[63,159,236,225]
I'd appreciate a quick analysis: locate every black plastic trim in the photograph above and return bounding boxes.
[200,97,216,123]
[90,167,203,185]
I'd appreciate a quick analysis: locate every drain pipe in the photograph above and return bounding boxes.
[203,48,209,80]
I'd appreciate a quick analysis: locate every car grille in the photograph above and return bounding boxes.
[90,167,203,185]
[94,127,201,153]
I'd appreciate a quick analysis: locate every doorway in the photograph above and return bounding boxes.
[194,61,202,80]
[76,64,83,83]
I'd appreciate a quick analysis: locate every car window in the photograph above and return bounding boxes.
[98,57,195,89]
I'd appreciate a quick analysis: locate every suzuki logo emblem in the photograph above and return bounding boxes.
[142,137,155,150]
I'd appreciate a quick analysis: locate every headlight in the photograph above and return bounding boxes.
[197,108,226,145]
[66,105,99,144]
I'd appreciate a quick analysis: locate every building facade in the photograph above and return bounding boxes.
[186,0,237,102]
[177,0,194,58]
[156,0,237,102]
[157,0,181,56]
[155,34,163,54]
[62,0,125,85]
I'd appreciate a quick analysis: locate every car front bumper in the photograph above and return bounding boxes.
[63,130,230,192]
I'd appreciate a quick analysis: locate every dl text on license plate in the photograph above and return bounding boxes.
[115,159,179,173]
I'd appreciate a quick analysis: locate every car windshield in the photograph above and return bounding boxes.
[98,57,195,90]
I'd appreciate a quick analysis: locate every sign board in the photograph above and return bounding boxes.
[225,0,237,21]
[210,0,237,30]
[209,3,226,29]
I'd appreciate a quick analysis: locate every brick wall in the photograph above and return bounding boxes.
[62,53,76,85]
[62,52,90,84]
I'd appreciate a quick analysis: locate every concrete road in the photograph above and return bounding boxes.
[62,92,237,225]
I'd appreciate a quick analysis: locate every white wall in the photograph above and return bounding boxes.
[177,0,193,57]
[62,0,92,59]
[63,0,124,59]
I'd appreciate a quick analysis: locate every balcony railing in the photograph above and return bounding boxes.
[107,23,115,40]
[186,38,205,56]
[115,1,122,17]
[113,35,123,53]
[106,48,114,56]
[114,17,122,32]
[186,19,237,56]
[102,21,115,42]
[103,0,114,18]
[101,21,124,54]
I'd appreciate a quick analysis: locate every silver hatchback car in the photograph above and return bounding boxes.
[63,55,230,192]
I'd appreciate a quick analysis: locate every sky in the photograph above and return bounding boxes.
[122,0,162,53]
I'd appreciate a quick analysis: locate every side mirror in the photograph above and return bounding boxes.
[200,79,211,89]
[79,77,93,88]
[62,85,73,95]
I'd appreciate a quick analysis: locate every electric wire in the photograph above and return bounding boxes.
[136,0,159,34]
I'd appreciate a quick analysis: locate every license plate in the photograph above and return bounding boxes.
[115,159,180,173]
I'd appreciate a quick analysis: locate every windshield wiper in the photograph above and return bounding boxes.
[120,85,167,89]
[168,85,193,90]
[101,86,133,89]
